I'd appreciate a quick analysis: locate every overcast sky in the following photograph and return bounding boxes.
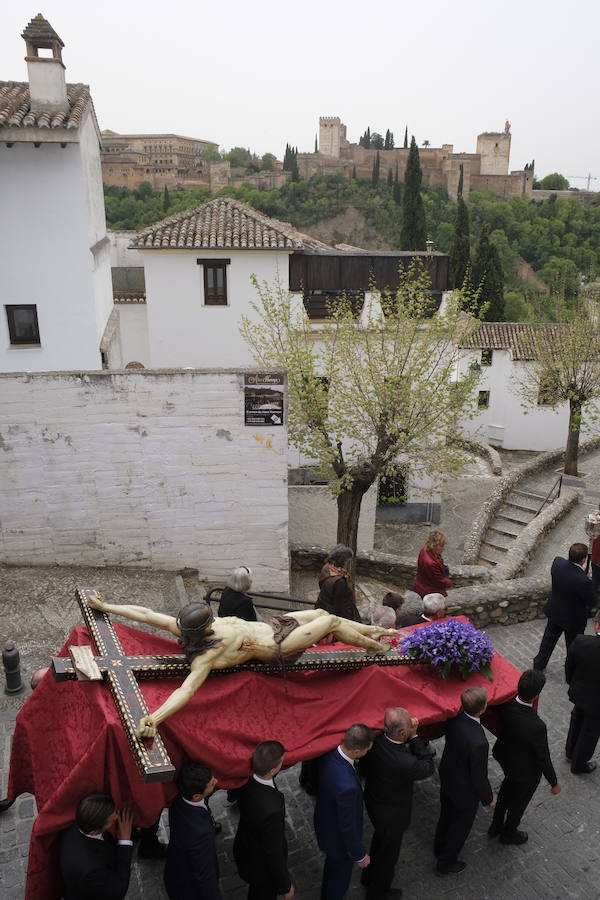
[3,1,599,181]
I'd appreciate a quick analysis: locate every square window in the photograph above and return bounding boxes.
[202,261,228,306]
[481,349,493,366]
[478,390,490,409]
[6,305,40,345]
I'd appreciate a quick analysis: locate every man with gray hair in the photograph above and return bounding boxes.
[361,708,435,898]
[400,593,447,627]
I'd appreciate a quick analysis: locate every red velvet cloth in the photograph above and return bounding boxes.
[7,621,521,900]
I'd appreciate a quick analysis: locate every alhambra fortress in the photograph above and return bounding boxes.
[101,116,534,201]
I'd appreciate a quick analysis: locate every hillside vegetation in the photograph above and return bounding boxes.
[105,176,600,321]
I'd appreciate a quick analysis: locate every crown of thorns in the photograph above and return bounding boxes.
[176,602,214,631]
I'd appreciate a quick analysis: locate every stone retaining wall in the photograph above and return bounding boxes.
[291,545,490,588]
[462,435,600,565]
[450,436,502,476]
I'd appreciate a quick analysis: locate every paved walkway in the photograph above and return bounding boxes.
[1,617,600,900]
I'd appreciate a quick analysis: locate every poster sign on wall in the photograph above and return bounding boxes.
[244,374,284,426]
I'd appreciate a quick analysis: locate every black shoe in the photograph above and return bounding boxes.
[571,761,597,775]
[365,890,403,900]
[487,823,501,838]
[138,841,168,859]
[436,860,466,875]
[500,830,528,845]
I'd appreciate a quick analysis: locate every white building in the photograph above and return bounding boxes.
[0,14,112,372]
[457,321,590,451]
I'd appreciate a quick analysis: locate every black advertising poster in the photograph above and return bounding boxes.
[244,373,284,426]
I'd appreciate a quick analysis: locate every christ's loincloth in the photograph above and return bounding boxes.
[270,614,305,665]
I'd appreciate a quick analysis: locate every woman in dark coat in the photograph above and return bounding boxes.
[413,530,452,598]
[315,544,361,622]
[217,566,257,621]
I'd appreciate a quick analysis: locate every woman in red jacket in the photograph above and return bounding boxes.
[413,530,452,598]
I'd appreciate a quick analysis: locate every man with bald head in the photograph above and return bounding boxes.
[360,708,436,899]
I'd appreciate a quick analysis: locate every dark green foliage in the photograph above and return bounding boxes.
[403,127,408,149]
[371,151,381,187]
[163,185,170,214]
[457,164,464,199]
[359,127,372,149]
[393,164,402,205]
[449,198,470,288]
[387,167,394,187]
[315,135,318,153]
[472,225,505,320]
[352,164,357,180]
[400,137,426,250]
[472,223,491,291]
[384,129,394,150]
[371,132,384,150]
[537,172,570,190]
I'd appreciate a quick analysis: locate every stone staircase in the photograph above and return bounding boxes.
[478,486,548,567]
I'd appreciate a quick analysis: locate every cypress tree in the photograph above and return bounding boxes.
[163,185,170,214]
[371,151,380,187]
[400,136,426,250]
[457,163,464,199]
[393,163,402,205]
[403,126,408,149]
[352,164,357,180]
[482,245,505,321]
[472,224,491,292]
[449,197,470,289]
[365,126,371,149]
[314,135,318,153]
[387,167,394,187]
[384,129,391,150]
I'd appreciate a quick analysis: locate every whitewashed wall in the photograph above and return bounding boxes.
[0,112,112,373]
[109,305,151,369]
[140,250,291,368]
[457,349,571,451]
[0,369,289,591]
[109,231,145,267]
[288,484,377,552]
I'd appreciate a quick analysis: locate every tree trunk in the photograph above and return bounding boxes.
[564,398,582,476]
[336,478,374,556]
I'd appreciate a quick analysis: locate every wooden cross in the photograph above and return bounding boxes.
[53,586,414,783]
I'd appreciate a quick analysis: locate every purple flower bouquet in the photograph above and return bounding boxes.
[399,619,494,681]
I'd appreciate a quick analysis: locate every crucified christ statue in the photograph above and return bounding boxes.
[86,594,396,739]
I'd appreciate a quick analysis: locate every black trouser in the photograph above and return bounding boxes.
[566,706,600,772]
[320,854,353,900]
[533,621,581,670]
[434,791,477,868]
[491,775,540,835]
[247,881,279,900]
[362,804,405,897]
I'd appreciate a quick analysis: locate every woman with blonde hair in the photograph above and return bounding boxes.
[413,530,452,598]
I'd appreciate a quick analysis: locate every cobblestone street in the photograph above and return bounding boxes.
[1,616,599,900]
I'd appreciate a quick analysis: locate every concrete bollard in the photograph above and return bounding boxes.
[3,642,24,694]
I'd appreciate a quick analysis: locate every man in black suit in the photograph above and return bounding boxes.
[434,686,495,876]
[164,761,221,899]
[565,610,600,774]
[489,669,561,845]
[314,723,374,900]
[399,593,447,627]
[59,793,133,900]
[233,740,295,900]
[533,543,595,671]
[361,708,435,899]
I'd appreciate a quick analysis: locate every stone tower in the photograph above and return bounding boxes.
[318,116,346,158]
[476,131,511,176]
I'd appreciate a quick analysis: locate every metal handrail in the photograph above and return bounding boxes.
[535,474,563,516]
[205,587,313,612]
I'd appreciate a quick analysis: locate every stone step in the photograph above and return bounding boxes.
[505,492,543,513]
[512,487,547,502]
[478,543,509,565]
[488,519,522,538]
[486,527,518,550]
[501,501,538,522]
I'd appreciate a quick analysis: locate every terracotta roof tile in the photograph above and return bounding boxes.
[460,322,563,360]
[132,197,333,252]
[0,81,90,130]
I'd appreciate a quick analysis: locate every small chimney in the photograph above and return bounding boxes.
[22,13,68,114]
